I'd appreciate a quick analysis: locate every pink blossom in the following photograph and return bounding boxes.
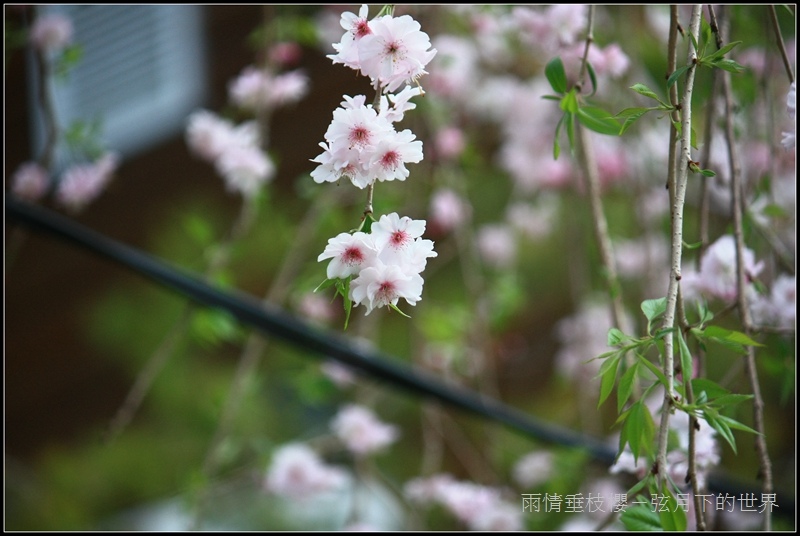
[330,404,399,455]
[782,82,795,150]
[349,262,424,315]
[405,474,520,530]
[370,212,427,266]
[229,66,309,111]
[214,144,275,198]
[751,274,796,329]
[434,126,466,161]
[506,197,558,241]
[317,231,378,279]
[186,110,258,163]
[268,41,302,68]
[476,224,517,269]
[368,129,423,183]
[682,235,764,303]
[427,35,478,98]
[356,14,437,92]
[513,450,555,488]
[328,4,372,70]
[297,292,337,324]
[11,161,50,201]
[264,443,349,499]
[320,360,356,388]
[30,13,73,52]
[56,153,118,212]
[429,188,471,234]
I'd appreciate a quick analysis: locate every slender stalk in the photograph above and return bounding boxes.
[768,5,795,83]
[575,5,628,334]
[656,4,702,490]
[720,30,774,532]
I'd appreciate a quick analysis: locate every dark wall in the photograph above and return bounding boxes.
[4,5,365,460]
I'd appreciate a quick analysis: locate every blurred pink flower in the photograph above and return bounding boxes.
[56,153,118,212]
[264,443,349,499]
[30,13,73,52]
[429,188,471,233]
[681,235,764,303]
[330,404,399,455]
[513,450,554,488]
[11,161,50,201]
[476,224,517,269]
[268,41,302,68]
[434,126,466,161]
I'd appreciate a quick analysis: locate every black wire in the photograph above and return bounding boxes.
[5,197,617,463]
[6,197,794,518]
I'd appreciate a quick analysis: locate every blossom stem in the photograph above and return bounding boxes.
[768,5,795,84]
[720,17,774,528]
[657,3,702,491]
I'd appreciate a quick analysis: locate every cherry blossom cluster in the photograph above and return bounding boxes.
[228,66,309,112]
[263,442,348,499]
[328,4,437,93]
[186,110,274,198]
[404,473,523,530]
[311,87,424,189]
[318,212,437,315]
[330,403,399,455]
[313,5,438,320]
[11,153,119,213]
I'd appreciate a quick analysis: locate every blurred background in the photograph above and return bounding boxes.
[4,4,796,531]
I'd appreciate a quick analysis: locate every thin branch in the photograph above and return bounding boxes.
[768,5,795,84]
[719,23,774,532]
[657,3,702,490]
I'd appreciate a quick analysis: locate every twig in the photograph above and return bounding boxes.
[657,4,702,490]
[768,5,795,84]
[719,18,774,530]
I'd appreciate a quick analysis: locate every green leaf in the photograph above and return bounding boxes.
[577,106,622,135]
[691,378,730,400]
[586,61,598,97]
[635,352,669,388]
[676,331,693,382]
[607,327,628,346]
[699,168,717,177]
[388,302,411,318]
[704,41,742,63]
[618,361,639,413]
[623,401,655,463]
[621,503,663,531]
[598,353,621,408]
[630,83,662,102]
[553,114,565,160]
[314,278,337,293]
[619,108,652,135]
[565,111,575,154]
[545,57,568,94]
[667,65,690,88]
[712,58,745,73]
[641,297,667,323]
[712,393,754,408]
[702,408,737,454]
[716,414,761,436]
[659,487,688,532]
[560,90,579,114]
[703,326,764,348]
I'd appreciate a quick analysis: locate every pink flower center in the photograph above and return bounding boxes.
[354,20,371,38]
[379,150,400,170]
[349,125,370,147]
[376,281,397,304]
[384,40,404,61]
[389,230,410,250]
[343,247,364,265]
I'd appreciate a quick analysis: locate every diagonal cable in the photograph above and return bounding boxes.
[6,196,617,464]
